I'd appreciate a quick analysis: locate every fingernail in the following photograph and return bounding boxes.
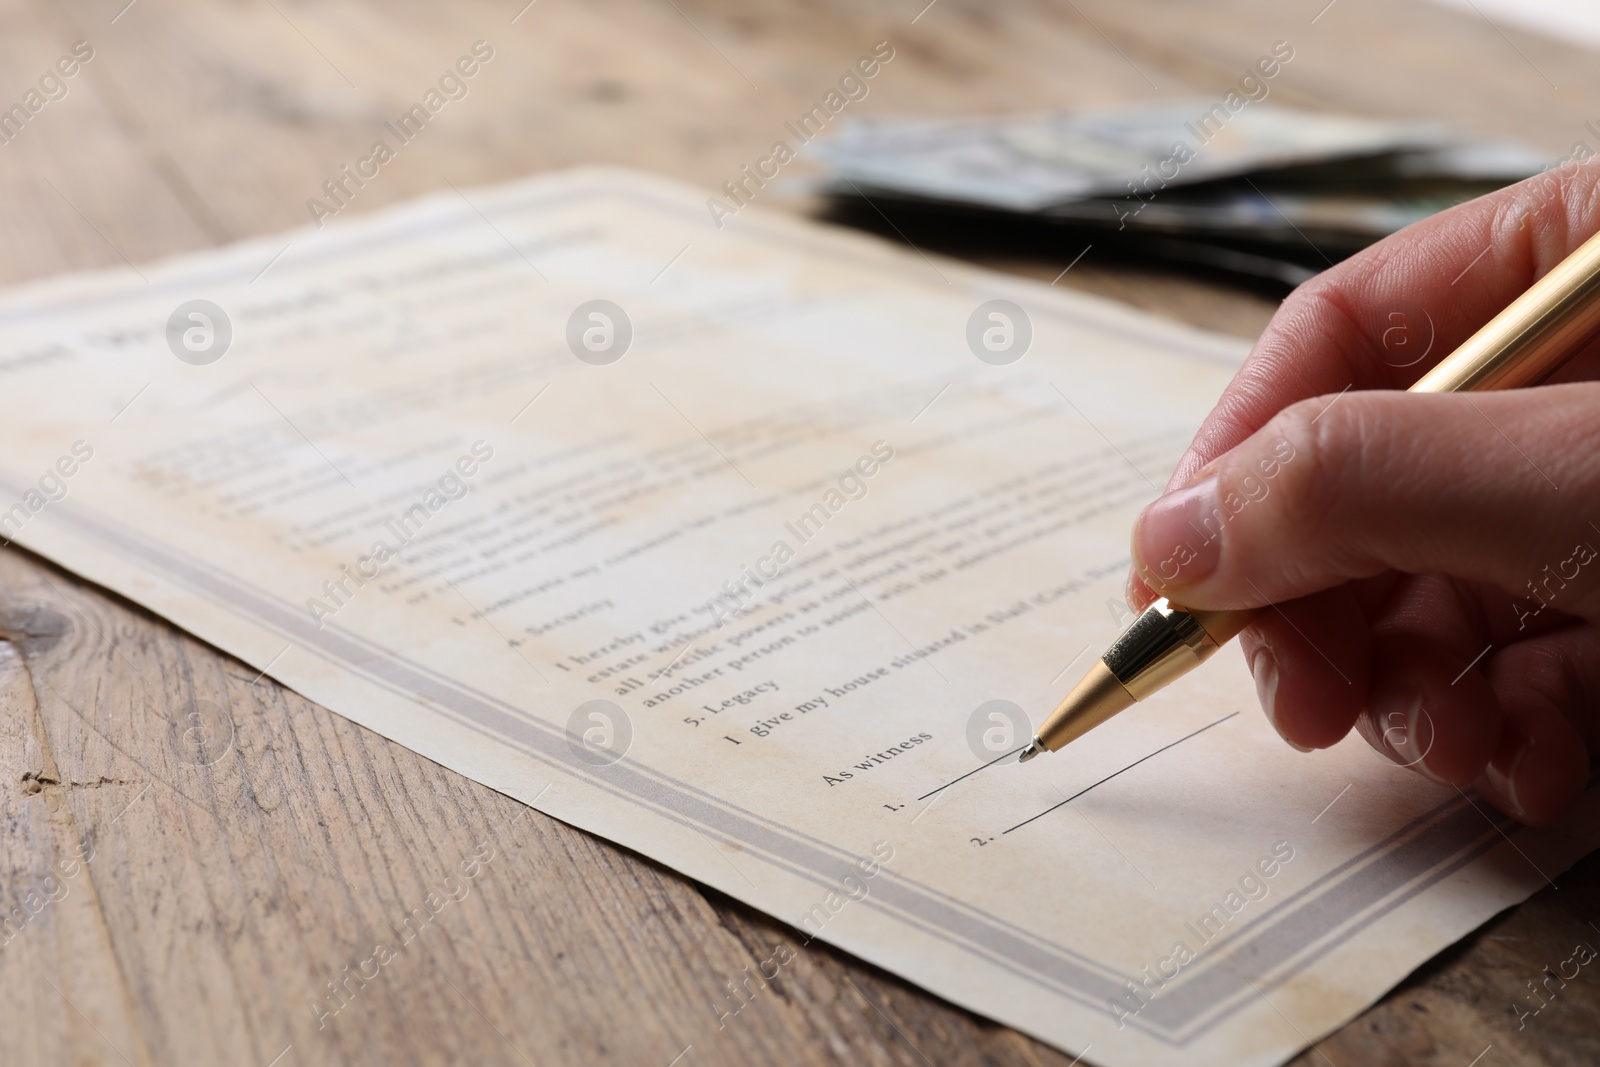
[1483,748,1529,820]
[1251,645,1310,751]
[1132,476,1221,588]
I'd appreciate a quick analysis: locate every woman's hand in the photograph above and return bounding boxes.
[1127,160,1600,826]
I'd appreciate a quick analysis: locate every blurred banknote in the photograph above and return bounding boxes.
[1042,186,1499,245]
[813,102,1546,214]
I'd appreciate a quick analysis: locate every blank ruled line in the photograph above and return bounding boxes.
[916,746,1026,802]
[1002,712,1239,835]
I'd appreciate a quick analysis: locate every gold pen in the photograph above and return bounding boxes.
[1019,226,1600,763]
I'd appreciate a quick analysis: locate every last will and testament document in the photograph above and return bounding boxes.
[0,168,1595,1066]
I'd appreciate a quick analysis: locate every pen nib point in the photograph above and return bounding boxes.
[1017,740,1042,764]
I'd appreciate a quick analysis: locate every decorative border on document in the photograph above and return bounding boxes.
[8,479,1540,1047]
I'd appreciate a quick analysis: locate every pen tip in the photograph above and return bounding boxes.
[1017,739,1041,764]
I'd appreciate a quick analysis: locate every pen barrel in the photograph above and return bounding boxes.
[1412,228,1600,394]
[1106,600,1258,699]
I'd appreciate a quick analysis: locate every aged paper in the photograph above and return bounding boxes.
[0,168,1594,1066]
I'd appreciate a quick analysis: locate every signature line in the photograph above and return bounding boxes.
[917,746,1026,802]
[1003,712,1238,834]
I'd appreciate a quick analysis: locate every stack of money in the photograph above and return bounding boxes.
[812,103,1547,288]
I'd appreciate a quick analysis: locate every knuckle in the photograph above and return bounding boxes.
[1524,383,1600,487]
[1255,396,1343,529]
[1234,393,1387,582]
[1497,158,1600,263]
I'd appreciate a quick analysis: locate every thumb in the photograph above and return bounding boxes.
[1129,382,1600,616]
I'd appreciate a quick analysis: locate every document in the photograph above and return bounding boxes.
[0,168,1593,1066]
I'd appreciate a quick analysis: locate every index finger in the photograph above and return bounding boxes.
[1166,156,1600,489]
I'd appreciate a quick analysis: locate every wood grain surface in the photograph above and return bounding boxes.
[2,1,1598,1064]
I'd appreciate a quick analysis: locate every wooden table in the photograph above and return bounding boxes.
[3,1,1599,1064]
